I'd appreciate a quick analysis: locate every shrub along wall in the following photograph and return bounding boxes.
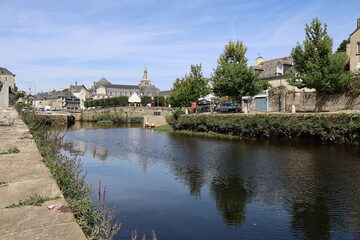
[84,96,128,108]
[168,114,360,145]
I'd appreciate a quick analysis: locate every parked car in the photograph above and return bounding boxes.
[215,102,241,113]
[44,106,52,114]
[21,107,32,113]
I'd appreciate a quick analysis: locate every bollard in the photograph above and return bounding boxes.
[244,106,248,114]
[291,104,296,114]
[185,108,189,115]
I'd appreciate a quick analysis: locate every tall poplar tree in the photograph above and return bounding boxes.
[212,40,269,102]
[288,18,353,93]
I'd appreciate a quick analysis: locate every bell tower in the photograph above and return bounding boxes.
[140,67,151,86]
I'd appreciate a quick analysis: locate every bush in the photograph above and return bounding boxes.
[84,96,129,108]
[168,114,360,145]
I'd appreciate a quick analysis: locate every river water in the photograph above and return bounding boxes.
[61,122,360,240]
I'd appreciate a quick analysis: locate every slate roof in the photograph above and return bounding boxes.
[158,90,171,97]
[0,67,15,76]
[100,84,140,90]
[97,77,111,85]
[251,56,294,79]
[34,91,79,100]
[72,85,88,93]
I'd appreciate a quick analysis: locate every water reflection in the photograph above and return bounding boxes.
[61,127,360,240]
[210,176,247,226]
[172,165,205,197]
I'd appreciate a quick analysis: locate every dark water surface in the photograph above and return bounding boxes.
[61,122,360,240]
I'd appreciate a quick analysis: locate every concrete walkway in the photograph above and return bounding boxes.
[144,115,167,127]
[0,107,86,240]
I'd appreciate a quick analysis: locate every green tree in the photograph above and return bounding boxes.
[212,40,269,102]
[288,18,354,93]
[168,64,211,107]
[336,39,348,53]
[141,96,152,106]
[153,96,165,106]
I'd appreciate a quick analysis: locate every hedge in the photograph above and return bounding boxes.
[84,96,128,108]
[167,114,360,145]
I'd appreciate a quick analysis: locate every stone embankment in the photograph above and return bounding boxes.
[0,107,86,240]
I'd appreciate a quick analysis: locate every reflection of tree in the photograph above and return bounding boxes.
[172,165,205,197]
[291,196,331,240]
[210,176,247,226]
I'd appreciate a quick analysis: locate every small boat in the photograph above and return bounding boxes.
[144,122,150,128]
[150,123,155,128]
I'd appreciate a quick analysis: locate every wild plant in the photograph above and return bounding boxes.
[19,111,121,239]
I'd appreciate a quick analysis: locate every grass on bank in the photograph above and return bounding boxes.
[6,195,61,208]
[19,112,121,239]
[0,120,12,126]
[154,124,242,140]
[0,147,20,154]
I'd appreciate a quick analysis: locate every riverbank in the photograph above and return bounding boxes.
[154,124,242,140]
[166,113,360,145]
[0,107,86,240]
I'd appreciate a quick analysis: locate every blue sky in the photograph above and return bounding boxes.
[0,0,359,93]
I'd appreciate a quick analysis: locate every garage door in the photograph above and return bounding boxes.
[255,97,267,112]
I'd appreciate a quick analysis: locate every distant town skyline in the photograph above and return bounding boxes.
[0,0,359,93]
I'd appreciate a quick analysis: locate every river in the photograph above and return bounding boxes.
[61,122,360,240]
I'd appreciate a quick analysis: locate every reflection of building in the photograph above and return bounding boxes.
[90,68,159,99]
[62,140,86,156]
[0,67,16,107]
[92,145,109,161]
[346,18,360,71]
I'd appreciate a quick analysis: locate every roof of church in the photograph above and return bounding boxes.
[100,84,140,90]
[97,77,111,85]
[158,90,171,96]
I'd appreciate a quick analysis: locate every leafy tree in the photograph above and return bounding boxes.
[212,40,269,102]
[141,96,152,106]
[168,64,211,107]
[336,39,348,53]
[153,96,165,106]
[288,18,354,93]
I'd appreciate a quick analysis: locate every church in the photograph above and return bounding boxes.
[89,68,159,99]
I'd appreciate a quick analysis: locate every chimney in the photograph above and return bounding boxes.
[358,18,360,29]
[255,56,265,65]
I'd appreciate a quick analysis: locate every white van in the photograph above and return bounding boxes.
[44,106,52,114]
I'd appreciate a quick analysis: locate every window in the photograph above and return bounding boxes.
[358,42,360,54]
[276,62,283,75]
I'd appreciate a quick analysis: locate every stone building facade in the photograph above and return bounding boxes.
[346,18,360,71]
[33,91,80,110]
[69,81,89,109]
[90,68,159,99]
[0,67,16,107]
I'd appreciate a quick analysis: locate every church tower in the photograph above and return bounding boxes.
[140,67,151,86]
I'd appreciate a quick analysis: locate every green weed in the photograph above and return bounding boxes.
[6,195,61,208]
[19,111,121,239]
[0,147,20,154]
